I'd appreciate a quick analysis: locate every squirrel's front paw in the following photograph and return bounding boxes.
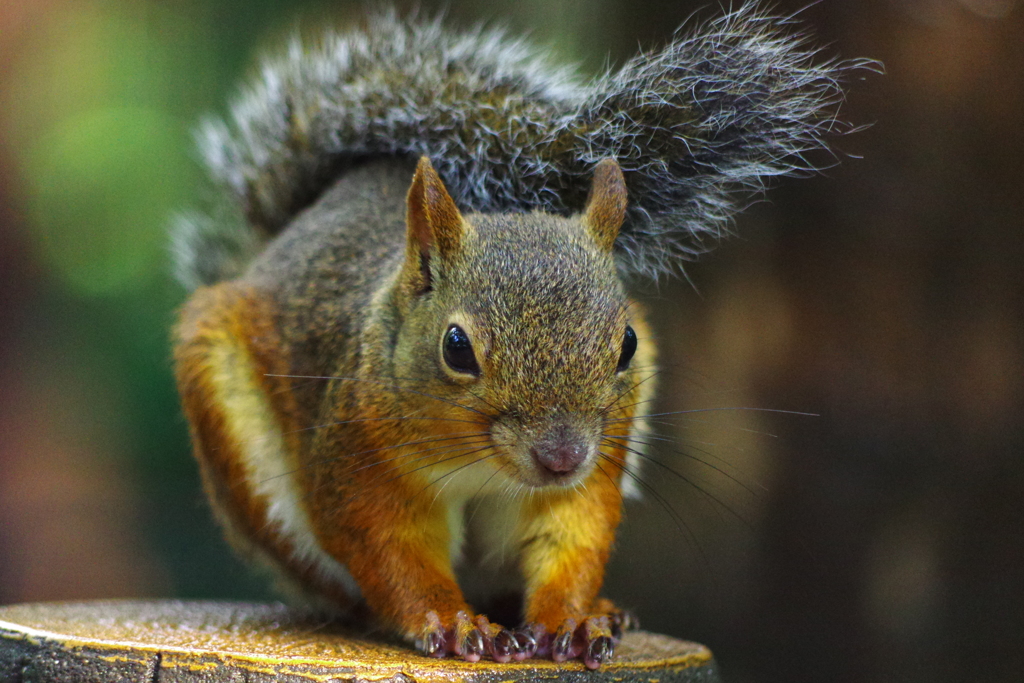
[416,611,535,663]
[525,609,638,670]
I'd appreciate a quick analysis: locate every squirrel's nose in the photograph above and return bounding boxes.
[531,437,589,474]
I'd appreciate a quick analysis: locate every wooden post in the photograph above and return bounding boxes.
[0,601,719,682]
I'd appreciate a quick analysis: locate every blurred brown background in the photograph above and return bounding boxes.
[1,1,1021,682]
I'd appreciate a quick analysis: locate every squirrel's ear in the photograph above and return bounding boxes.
[405,156,466,291]
[584,158,627,253]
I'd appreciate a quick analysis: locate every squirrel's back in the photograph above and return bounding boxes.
[246,158,414,313]
[233,158,415,421]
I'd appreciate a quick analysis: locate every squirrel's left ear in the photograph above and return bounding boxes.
[405,156,466,292]
[584,158,627,252]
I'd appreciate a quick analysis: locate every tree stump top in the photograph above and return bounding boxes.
[0,600,718,682]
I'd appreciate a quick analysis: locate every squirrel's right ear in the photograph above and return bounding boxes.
[584,158,627,253]
[405,157,467,293]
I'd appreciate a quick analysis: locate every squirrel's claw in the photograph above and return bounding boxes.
[415,610,485,662]
[463,628,486,660]
[609,607,639,640]
[512,627,539,660]
[486,618,536,662]
[418,611,448,657]
[453,611,485,662]
[579,616,615,669]
[584,635,614,670]
[419,610,626,666]
[491,629,518,662]
[550,621,578,662]
[590,597,639,641]
[536,615,617,669]
[416,611,527,663]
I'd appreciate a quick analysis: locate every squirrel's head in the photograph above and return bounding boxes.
[386,157,651,490]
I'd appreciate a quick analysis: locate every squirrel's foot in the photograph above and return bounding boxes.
[523,604,638,670]
[416,611,533,663]
[519,616,611,670]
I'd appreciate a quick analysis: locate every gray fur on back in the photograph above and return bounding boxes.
[172,5,873,290]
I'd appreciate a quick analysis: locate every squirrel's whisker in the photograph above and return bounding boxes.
[467,463,510,524]
[421,449,502,504]
[593,462,626,509]
[601,370,662,415]
[231,415,489,453]
[382,446,498,500]
[602,376,665,416]
[264,374,494,419]
[612,432,767,490]
[601,438,756,528]
[603,435,745,497]
[596,452,707,567]
[312,443,498,506]
[261,432,492,484]
[603,406,785,439]
[605,407,818,422]
[211,415,423,454]
[351,436,494,478]
[599,449,711,537]
[345,438,496,493]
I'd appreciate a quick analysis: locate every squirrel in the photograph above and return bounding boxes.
[172,5,865,669]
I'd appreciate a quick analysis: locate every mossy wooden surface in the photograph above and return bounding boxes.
[0,600,719,683]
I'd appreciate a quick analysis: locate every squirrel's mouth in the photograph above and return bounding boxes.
[534,465,587,487]
[524,460,595,489]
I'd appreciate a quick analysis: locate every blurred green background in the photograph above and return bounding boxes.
[1,1,1022,682]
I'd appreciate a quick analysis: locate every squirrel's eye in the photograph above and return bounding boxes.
[617,325,637,372]
[443,325,480,376]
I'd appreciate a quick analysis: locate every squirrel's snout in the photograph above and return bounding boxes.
[530,430,589,475]
[491,419,596,485]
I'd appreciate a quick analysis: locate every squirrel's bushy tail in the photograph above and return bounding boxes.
[173,4,874,289]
